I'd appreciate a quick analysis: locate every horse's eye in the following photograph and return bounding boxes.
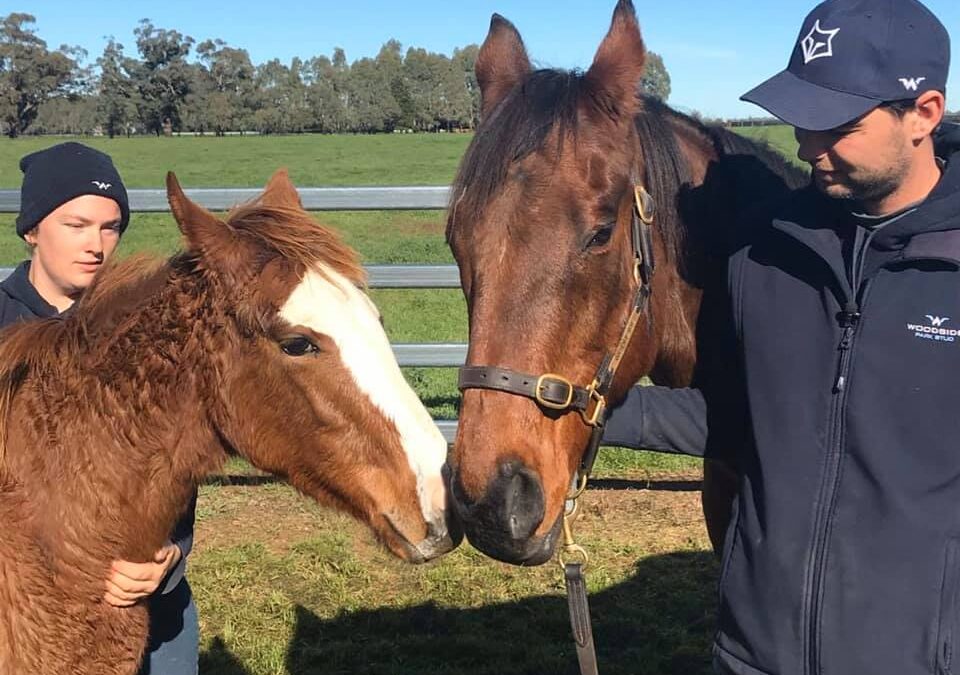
[279,337,319,357]
[586,223,615,249]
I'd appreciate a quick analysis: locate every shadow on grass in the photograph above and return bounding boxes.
[203,474,702,493]
[203,469,701,493]
[200,636,251,675]
[420,394,460,410]
[200,550,718,675]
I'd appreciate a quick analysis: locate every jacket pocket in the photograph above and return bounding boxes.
[937,538,960,674]
[717,493,742,595]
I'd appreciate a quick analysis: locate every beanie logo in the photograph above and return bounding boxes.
[801,20,840,64]
[91,180,112,190]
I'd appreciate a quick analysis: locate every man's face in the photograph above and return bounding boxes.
[24,194,122,297]
[794,106,913,205]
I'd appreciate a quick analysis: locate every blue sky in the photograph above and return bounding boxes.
[17,0,960,119]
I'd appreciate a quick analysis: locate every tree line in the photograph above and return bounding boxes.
[0,13,673,138]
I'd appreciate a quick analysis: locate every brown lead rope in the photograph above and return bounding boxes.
[566,560,599,675]
[562,488,599,675]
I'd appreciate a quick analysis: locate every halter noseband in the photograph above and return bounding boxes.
[457,182,657,478]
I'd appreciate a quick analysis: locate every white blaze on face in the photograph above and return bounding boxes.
[279,264,449,530]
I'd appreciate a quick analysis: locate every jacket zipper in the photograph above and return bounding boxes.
[833,302,860,393]
[805,243,877,674]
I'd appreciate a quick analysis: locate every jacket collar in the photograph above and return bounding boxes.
[0,261,61,319]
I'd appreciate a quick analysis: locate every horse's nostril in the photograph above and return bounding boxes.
[502,463,544,541]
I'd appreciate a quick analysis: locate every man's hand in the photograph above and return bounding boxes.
[104,542,182,607]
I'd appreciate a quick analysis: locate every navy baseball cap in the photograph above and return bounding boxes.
[741,0,950,131]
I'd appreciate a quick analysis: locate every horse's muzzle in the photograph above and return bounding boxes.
[451,459,560,565]
[411,517,462,563]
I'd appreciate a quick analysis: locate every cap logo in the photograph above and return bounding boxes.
[91,180,112,190]
[801,19,840,64]
[899,76,927,91]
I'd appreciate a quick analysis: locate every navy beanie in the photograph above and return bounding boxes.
[16,142,130,239]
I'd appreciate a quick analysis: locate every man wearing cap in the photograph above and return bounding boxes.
[5,142,199,675]
[603,0,959,673]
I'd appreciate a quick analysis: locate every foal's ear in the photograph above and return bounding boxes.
[166,171,233,256]
[585,0,647,120]
[476,14,531,120]
[260,168,303,209]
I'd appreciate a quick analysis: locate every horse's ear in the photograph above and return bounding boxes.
[260,168,303,209]
[585,0,647,120]
[476,14,531,120]
[166,171,232,256]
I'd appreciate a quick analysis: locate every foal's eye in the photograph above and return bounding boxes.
[279,337,319,357]
[586,223,615,249]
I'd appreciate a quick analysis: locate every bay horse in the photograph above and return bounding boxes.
[447,0,806,565]
[0,170,459,674]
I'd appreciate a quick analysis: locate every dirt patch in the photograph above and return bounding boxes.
[194,472,711,559]
[194,484,339,555]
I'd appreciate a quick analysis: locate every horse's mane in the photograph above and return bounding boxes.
[0,317,72,470]
[0,255,167,470]
[630,95,695,269]
[447,66,807,269]
[447,69,584,240]
[705,124,808,191]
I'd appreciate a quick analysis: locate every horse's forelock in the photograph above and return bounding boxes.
[224,203,366,289]
[447,68,590,240]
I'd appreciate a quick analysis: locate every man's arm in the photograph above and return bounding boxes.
[158,488,197,595]
[603,385,708,456]
[103,488,198,606]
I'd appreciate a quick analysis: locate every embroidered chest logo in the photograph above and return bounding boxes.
[907,314,957,343]
[801,20,840,64]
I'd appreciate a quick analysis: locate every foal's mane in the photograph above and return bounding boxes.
[0,317,69,469]
[0,200,363,468]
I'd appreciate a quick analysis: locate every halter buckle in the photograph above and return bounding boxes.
[535,373,575,410]
[579,385,607,427]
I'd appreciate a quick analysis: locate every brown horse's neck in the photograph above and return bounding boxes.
[4,258,231,568]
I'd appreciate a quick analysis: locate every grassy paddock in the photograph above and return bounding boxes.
[734,124,801,164]
[0,134,474,188]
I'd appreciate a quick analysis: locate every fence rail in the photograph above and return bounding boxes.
[0,186,463,442]
[0,186,452,213]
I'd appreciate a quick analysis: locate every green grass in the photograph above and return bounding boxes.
[191,481,716,675]
[733,124,801,164]
[0,134,473,188]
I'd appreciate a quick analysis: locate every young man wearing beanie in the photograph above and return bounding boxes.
[602,1,960,673]
[4,142,199,675]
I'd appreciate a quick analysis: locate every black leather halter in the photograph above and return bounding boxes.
[458,183,657,478]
